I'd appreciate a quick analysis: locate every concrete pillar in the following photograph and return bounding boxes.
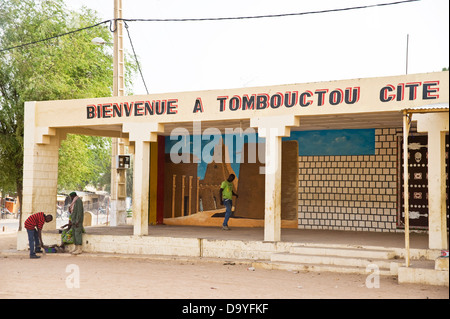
[19,102,63,249]
[148,142,159,225]
[251,115,299,242]
[132,139,150,236]
[123,123,163,236]
[415,112,449,250]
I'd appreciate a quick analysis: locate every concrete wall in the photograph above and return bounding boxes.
[16,231,294,260]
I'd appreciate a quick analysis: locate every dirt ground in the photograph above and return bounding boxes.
[0,232,448,300]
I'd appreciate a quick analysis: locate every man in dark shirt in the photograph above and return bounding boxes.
[69,192,84,255]
[24,212,53,259]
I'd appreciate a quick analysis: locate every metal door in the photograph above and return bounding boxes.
[399,134,449,229]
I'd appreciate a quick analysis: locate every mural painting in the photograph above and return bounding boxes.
[159,128,375,228]
[162,132,298,227]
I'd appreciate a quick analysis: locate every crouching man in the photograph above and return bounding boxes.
[24,212,53,259]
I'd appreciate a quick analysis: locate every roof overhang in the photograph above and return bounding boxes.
[403,102,449,114]
[65,111,406,137]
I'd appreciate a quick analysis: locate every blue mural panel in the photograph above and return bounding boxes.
[165,129,375,179]
[165,133,260,180]
[283,129,375,156]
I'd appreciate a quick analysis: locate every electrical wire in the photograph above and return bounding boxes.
[120,0,420,22]
[124,21,149,94]
[0,20,110,53]
[0,0,420,53]
[0,0,420,94]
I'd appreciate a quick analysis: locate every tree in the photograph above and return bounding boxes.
[0,0,137,225]
[58,135,112,192]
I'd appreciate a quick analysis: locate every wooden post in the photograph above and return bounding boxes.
[181,175,185,216]
[189,176,193,216]
[403,111,411,267]
[196,178,200,213]
[172,175,176,218]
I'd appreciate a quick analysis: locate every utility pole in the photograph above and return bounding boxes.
[113,0,125,97]
[405,34,409,75]
[110,0,127,226]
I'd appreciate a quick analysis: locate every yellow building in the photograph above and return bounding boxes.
[20,72,448,253]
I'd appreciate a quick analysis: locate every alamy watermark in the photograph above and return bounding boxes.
[65,264,80,289]
[365,264,380,289]
[168,121,283,175]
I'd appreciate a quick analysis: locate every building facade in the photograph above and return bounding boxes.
[21,72,449,250]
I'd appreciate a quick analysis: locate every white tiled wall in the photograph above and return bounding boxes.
[297,128,401,232]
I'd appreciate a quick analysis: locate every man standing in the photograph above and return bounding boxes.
[219,174,238,230]
[24,212,53,259]
[69,192,84,255]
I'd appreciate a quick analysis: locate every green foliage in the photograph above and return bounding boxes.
[58,135,111,192]
[0,0,114,101]
[0,0,137,196]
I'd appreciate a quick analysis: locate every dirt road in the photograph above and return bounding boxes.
[0,232,448,300]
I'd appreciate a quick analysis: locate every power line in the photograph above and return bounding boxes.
[0,0,420,53]
[124,22,149,94]
[0,20,110,53]
[121,0,420,22]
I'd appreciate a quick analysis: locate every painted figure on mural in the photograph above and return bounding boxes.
[219,174,238,230]
[69,192,84,255]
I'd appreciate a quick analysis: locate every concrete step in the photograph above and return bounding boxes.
[271,252,403,271]
[289,245,396,259]
[253,260,395,276]
[398,266,449,286]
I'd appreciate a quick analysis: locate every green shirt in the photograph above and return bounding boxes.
[220,180,234,200]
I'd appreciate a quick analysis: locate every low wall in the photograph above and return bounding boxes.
[16,230,294,260]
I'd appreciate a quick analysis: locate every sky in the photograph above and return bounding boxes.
[65,0,449,95]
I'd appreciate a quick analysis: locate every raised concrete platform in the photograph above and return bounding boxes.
[15,224,447,285]
[17,225,434,256]
[398,257,449,287]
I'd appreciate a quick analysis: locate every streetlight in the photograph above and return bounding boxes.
[91,37,112,46]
